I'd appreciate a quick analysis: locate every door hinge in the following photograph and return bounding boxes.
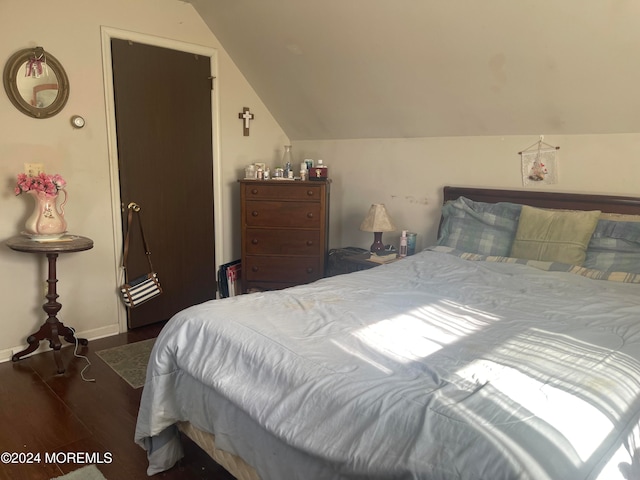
[208,76,216,91]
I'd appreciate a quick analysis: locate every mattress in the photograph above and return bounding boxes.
[135,248,640,479]
[177,421,259,480]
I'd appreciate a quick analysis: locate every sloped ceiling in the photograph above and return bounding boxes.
[189,0,640,141]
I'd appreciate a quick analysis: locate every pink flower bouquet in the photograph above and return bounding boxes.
[15,172,66,197]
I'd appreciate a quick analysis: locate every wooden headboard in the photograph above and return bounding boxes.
[443,186,640,215]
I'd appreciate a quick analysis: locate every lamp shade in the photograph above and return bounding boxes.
[359,204,396,232]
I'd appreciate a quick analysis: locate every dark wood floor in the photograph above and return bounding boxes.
[0,321,236,480]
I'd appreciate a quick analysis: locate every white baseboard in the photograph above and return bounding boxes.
[0,323,121,364]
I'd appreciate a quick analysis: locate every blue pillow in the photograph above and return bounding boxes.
[437,197,522,256]
[584,219,640,273]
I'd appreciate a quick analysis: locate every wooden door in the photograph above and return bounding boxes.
[111,39,216,328]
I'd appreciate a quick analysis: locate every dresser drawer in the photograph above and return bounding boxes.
[245,228,321,255]
[244,256,323,283]
[243,183,323,201]
[245,201,321,228]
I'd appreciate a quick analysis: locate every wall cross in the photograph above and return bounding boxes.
[238,107,254,136]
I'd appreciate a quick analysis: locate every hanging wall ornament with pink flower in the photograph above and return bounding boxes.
[518,136,560,187]
[14,172,68,237]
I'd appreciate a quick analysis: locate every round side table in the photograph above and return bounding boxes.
[6,234,94,374]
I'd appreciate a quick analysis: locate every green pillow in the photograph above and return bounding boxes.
[510,206,601,265]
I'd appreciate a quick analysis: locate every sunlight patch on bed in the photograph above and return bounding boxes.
[487,328,640,418]
[451,327,640,465]
[456,359,614,462]
[330,341,394,374]
[352,302,498,363]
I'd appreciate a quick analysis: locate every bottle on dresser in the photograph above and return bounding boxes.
[282,145,293,178]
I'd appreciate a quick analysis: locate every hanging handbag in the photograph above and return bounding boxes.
[119,203,163,308]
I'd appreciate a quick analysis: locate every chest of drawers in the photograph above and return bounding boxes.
[240,179,330,292]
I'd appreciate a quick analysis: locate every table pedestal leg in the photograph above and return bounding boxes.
[12,252,88,374]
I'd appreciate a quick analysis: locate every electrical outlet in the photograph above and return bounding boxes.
[24,163,44,176]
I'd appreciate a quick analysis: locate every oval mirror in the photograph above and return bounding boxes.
[3,47,69,119]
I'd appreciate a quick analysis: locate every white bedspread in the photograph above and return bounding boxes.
[135,249,640,479]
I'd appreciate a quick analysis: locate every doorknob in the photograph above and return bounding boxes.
[127,202,141,212]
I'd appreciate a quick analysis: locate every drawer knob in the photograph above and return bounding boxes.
[251,238,259,245]
[306,240,314,246]
[252,211,259,217]
[307,212,314,218]
[251,188,258,194]
[306,267,314,274]
[307,190,314,196]
[252,266,259,272]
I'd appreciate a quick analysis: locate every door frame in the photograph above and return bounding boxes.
[100,26,224,333]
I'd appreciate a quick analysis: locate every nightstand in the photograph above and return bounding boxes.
[328,248,396,276]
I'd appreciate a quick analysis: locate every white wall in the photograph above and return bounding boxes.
[295,134,640,252]
[0,0,288,361]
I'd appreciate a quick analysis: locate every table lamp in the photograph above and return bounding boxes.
[359,203,397,254]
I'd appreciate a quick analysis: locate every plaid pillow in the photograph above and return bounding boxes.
[584,219,640,273]
[437,197,522,256]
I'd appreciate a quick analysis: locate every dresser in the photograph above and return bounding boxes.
[240,179,330,292]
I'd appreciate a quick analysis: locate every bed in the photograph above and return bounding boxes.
[135,186,640,480]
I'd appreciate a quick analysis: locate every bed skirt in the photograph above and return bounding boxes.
[177,421,260,480]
